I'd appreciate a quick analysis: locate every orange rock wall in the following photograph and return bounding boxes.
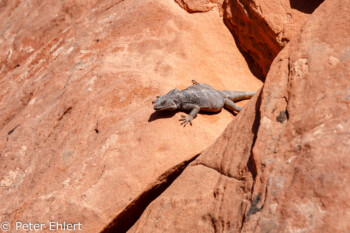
[130,0,350,232]
[223,0,319,79]
[0,0,261,232]
[1,0,348,232]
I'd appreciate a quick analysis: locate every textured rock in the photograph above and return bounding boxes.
[129,91,262,232]
[223,0,323,79]
[0,0,261,232]
[174,0,224,13]
[130,0,350,232]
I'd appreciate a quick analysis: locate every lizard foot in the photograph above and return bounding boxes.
[179,115,193,127]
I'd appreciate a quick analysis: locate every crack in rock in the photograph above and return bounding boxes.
[100,153,200,233]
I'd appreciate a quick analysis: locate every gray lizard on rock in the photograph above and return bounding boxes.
[152,80,255,126]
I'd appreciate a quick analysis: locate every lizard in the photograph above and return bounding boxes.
[152,80,255,126]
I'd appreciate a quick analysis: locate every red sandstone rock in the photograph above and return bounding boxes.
[176,0,319,80]
[129,0,350,232]
[223,0,321,79]
[174,0,223,13]
[0,0,261,232]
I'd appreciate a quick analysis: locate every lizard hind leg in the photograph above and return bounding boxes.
[224,98,242,112]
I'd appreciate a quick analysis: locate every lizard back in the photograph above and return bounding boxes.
[177,84,225,111]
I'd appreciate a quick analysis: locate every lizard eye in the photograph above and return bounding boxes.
[161,100,166,104]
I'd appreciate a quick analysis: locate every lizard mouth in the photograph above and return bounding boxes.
[153,106,167,110]
[154,104,177,111]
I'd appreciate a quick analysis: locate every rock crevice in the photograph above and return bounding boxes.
[100,153,200,233]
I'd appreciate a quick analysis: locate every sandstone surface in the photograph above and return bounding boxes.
[223,0,324,79]
[0,0,261,232]
[129,0,350,232]
[174,0,224,13]
[175,0,323,80]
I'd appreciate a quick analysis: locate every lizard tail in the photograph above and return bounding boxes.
[221,90,256,101]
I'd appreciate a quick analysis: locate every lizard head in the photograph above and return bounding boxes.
[152,88,180,111]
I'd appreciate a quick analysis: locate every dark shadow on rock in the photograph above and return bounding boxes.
[148,110,178,122]
[221,0,267,82]
[290,0,324,14]
[241,90,262,224]
[223,109,238,117]
[149,104,247,123]
[149,108,241,122]
[247,90,262,183]
[100,153,201,233]
[199,110,222,116]
[226,30,266,82]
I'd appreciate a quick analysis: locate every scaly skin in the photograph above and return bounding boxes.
[152,80,255,126]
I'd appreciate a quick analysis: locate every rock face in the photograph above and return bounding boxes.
[1,0,348,232]
[175,0,324,80]
[223,0,323,79]
[0,0,261,232]
[129,0,350,232]
[174,0,224,13]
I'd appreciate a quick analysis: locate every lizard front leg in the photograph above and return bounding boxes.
[179,104,200,127]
